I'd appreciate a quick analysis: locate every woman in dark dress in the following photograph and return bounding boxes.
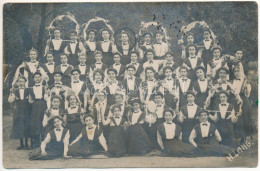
[211,91,238,148]
[97,28,114,66]
[29,116,71,160]
[209,67,233,110]
[84,29,98,65]
[8,76,31,150]
[127,98,152,155]
[230,66,257,143]
[29,72,48,148]
[178,90,201,143]
[64,94,84,143]
[68,114,108,157]
[192,66,210,108]
[42,95,65,137]
[157,109,194,156]
[189,109,232,156]
[102,104,128,157]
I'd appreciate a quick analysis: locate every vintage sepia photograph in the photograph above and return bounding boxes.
[1,1,258,168]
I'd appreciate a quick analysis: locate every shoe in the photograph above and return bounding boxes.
[16,146,24,150]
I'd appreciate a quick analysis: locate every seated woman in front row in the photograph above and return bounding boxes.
[157,109,195,157]
[67,114,108,157]
[29,116,71,160]
[189,109,232,156]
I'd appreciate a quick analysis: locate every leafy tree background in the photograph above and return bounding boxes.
[3,2,258,111]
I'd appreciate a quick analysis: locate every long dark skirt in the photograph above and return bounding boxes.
[195,138,232,156]
[233,95,257,138]
[182,119,199,143]
[108,126,127,157]
[216,120,237,148]
[30,100,47,136]
[10,100,31,139]
[29,141,64,160]
[68,138,100,157]
[143,118,164,149]
[66,121,84,143]
[127,124,152,155]
[164,139,195,156]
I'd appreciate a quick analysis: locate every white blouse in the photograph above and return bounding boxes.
[164,122,176,139]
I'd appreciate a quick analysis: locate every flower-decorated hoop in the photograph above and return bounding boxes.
[81,17,114,41]
[138,21,171,44]
[180,21,217,43]
[46,12,80,40]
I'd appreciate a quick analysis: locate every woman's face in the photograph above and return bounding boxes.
[219,70,227,79]
[113,108,121,116]
[165,69,172,78]
[180,69,187,77]
[146,52,154,60]
[102,31,110,40]
[166,54,173,61]
[52,98,60,108]
[156,34,163,42]
[79,56,86,64]
[97,93,105,101]
[196,69,205,79]
[188,46,196,56]
[85,117,94,126]
[60,55,68,64]
[30,51,37,61]
[54,74,62,82]
[47,54,54,62]
[69,96,77,106]
[121,33,129,42]
[203,31,210,40]
[213,49,221,58]
[220,94,227,103]
[131,53,138,62]
[132,103,140,111]
[108,71,116,80]
[95,54,102,62]
[18,78,26,87]
[115,95,123,104]
[187,94,195,103]
[88,31,96,41]
[164,112,173,122]
[54,30,61,38]
[146,70,154,79]
[33,75,42,83]
[234,68,240,78]
[187,35,194,44]
[70,33,77,41]
[54,118,62,128]
[72,71,80,80]
[144,34,151,43]
[94,72,102,82]
[154,95,162,104]
[199,113,208,122]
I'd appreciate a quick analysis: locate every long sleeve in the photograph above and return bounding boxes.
[214,129,222,142]
[189,129,197,147]
[42,114,49,127]
[8,93,15,103]
[99,133,108,151]
[157,131,164,150]
[41,133,51,152]
[230,108,238,123]
[78,42,86,54]
[63,130,70,156]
